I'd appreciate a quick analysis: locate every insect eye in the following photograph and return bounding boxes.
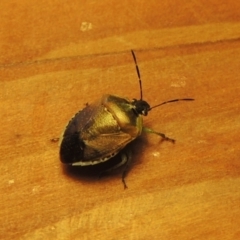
[142,109,148,116]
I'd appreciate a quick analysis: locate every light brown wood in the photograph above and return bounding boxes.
[1,1,240,239]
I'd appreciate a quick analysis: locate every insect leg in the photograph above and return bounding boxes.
[120,151,132,189]
[98,151,131,189]
[143,127,175,143]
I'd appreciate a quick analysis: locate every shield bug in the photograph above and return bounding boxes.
[59,50,194,188]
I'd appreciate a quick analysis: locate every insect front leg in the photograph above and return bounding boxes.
[142,127,175,143]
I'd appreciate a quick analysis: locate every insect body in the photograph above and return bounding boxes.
[60,95,143,166]
[59,50,194,188]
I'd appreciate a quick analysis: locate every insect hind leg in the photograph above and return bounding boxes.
[109,151,131,189]
[119,151,132,189]
[143,127,175,143]
[99,151,132,189]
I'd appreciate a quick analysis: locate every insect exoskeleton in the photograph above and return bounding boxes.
[60,94,146,165]
[59,50,194,188]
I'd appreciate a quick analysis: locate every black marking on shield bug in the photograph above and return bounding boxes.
[59,50,194,189]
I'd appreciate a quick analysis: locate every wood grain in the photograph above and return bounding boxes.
[0,1,240,239]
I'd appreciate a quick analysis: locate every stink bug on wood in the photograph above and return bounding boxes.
[59,50,194,188]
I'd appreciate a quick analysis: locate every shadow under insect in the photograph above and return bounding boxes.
[61,138,146,188]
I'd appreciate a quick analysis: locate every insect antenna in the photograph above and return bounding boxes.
[131,50,143,100]
[149,98,194,111]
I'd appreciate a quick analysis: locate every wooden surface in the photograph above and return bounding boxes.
[1,1,240,239]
